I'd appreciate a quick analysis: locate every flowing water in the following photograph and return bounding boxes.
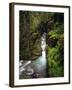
[19,33,47,79]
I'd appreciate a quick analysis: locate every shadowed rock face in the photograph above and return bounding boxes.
[37,19,54,36]
[47,38,58,47]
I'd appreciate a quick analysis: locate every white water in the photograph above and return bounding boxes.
[41,32,46,66]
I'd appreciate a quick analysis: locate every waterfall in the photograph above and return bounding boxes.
[41,32,46,66]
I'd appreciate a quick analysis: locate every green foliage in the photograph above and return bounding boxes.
[19,11,64,77]
[46,13,64,77]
